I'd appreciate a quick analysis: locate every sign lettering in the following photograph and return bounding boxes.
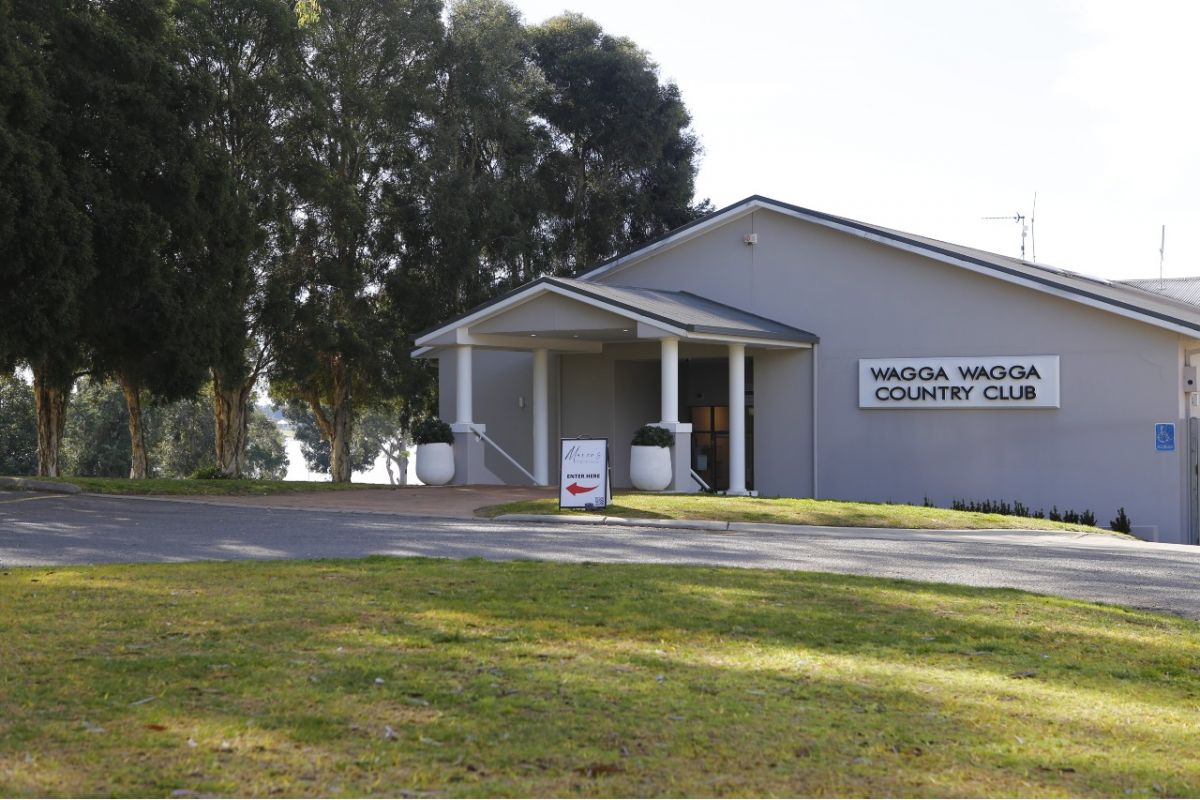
[859,356,1060,409]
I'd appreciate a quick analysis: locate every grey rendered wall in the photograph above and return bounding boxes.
[605,210,1188,541]
[754,349,814,498]
[436,348,557,485]
[612,360,661,487]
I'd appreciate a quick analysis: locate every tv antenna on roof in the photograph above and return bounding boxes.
[982,193,1037,261]
[1159,224,1166,290]
[982,211,1028,260]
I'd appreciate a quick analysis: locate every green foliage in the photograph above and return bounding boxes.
[947,498,1097,526]
[63,380,135,478]
[530,12,708,274]
[189,465,228,480]
[631,424,673,448]
[0,0,92,386]
[0,372,37,475]
[1110,506,1132,534]
[277,401,392,475]
[244,411,289,480]
[62,380,287,479]
[412,417,453,445]
[57,0,224,402]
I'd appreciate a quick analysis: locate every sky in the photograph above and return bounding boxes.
[509,0,1199,281]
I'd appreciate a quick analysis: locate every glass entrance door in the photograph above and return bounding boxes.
[690,405,729,491]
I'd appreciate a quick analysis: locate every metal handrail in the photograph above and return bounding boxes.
[690,469,711,492]
[469,424,539,485]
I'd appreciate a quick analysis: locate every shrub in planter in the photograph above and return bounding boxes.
[413,418,454,445]
[414,418,455,485]
[629,424,673,491]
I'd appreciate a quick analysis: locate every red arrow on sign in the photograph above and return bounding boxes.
[566,482,597,495]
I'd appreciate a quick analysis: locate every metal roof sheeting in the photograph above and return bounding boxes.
[547,277,818,342]
[1120,277,1200,309]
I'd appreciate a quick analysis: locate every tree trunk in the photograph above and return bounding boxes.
[212,368,251,478]
[328,357,352,483]
[306,356,353,484]
[32,363,69,478]
[121,375,149,480]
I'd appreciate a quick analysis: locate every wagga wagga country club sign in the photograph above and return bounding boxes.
[859,355,1060,409]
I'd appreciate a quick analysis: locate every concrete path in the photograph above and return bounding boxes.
[2,492,1199,620]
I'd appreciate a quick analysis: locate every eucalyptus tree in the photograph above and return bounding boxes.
[414,0,549,310]
[0,0,92,476]
[173,0,301,477]
[529,13,707,273]
[268,0,442,482]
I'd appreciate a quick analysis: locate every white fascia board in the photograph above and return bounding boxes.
[411,346,434,359]
[455,332,603,352]
[685,332,813,349]
[415,280,688,346]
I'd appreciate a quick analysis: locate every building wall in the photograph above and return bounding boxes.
[602,210,1190,542]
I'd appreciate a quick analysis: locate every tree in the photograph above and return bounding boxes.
[173,0,302,478]
[0,372,38,476]
[0,0,92,477]
[530,13,708,273]
[59,0,225,478]
[268,0,442,482]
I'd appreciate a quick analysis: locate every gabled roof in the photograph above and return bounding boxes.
[414,275,817,348]
[580,195,1200,338]
[550,278,817,342]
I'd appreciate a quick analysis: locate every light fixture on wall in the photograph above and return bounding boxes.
[517,395,526,409]
[743,233,758,245]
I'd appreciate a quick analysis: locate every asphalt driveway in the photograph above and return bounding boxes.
[2,491,1198,620]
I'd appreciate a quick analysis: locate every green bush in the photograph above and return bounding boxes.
[946,498,1098,526]
[190,465,230,480]
[631,424,674,448]
[1110,507,1132,534]
[413,418,453,445]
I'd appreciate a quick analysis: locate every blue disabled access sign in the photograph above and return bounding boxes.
[1155,422,1175,452]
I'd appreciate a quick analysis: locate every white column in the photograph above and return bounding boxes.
[456,345,473,424]
[660,337,679,424]
[532,348,549,484]
[728,343,747,495]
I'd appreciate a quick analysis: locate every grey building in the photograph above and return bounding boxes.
[415,196,1200,544]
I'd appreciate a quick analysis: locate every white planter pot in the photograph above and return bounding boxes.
[415,442,455,486]
[629,445,672,491]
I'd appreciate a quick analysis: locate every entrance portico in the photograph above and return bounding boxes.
[414,277,817,493]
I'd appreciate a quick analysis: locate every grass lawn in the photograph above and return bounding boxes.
[30,477,395,496]
[480,493,1123,535]
[1,558,1196,797]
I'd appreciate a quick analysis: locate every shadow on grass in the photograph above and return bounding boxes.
[2,558,1198,796]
